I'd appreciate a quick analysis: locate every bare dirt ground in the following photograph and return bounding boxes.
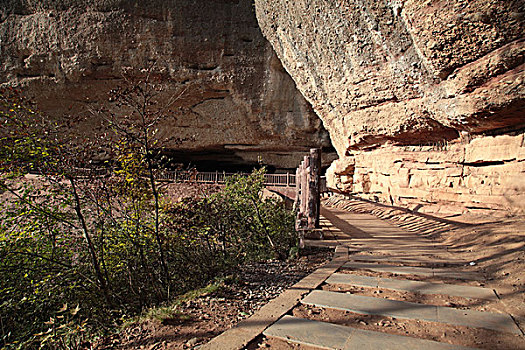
[95,247,333,349]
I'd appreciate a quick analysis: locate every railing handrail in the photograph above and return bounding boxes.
[155,170,297,187]
[58,168,317,188]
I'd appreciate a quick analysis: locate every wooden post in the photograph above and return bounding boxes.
[296,160,306,248]
[308,148,321,228]
[294,168,301,210]
[294,149,322,244]
[300,156,309,218]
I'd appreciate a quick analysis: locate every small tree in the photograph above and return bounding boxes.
[91,65,190,296]
[0,87,109,348]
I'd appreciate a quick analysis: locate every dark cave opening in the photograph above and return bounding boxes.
[159,149,277,173]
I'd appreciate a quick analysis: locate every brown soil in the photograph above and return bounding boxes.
[440,219,525,328]
[95,247,333,349]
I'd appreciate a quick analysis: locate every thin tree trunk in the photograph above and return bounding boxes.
[69,177,111,305]
[143,130,170,297]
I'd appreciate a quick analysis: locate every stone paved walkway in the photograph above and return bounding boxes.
[204,204,524,349]
[263,206,524,349]
[325,273,497,300]
[265,315,475,350]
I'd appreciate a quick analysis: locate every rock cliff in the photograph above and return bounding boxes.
[326,134,525,215]
[0,0,336,169]
[255,0,525,213]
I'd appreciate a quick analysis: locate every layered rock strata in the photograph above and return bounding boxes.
[0,0,336,169]
[255,0,524,212]
[327,133,525,214]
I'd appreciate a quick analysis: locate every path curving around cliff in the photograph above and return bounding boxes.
[207,196,525,349]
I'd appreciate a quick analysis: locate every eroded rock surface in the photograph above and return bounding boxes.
[327,134,525,214]
[256,0,524,212]
[0,0,336,169]
[255,0,524,154]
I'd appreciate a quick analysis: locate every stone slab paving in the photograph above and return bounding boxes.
[342,261,483,280]
[348,254,467,265]
[302,290,521,334]
[201,247,349,350]
[326,273,497,300]
[264,315,476,350]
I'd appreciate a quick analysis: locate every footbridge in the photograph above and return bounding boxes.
[156,170,327,201]
[156,170,297,188]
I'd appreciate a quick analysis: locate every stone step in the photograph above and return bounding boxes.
[326,273,497,300]
[348,254,467,266]
[264,315,476,349]
[347,246,453,254]
[302,290,521,334]
[343,262,482,280]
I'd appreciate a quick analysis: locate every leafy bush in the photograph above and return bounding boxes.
[0,168,296,349]
[164,168,297,285]
[0,88,297,349]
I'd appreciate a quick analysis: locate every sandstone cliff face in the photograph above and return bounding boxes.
[255,0,524,154]
[327,134,525,214]
[256,0,525,212]
[0,0,336,169]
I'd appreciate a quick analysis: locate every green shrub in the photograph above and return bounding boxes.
[0,88,298,349]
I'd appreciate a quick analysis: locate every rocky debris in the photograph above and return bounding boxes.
[0,0,336,169]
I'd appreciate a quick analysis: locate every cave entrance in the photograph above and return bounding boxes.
[159,149,276,173]
[158,145,337,174]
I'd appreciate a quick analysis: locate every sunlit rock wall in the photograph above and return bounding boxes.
[256,0,524,212]
[0,0,336,169]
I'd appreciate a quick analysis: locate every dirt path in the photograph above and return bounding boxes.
[94,248,332,349]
